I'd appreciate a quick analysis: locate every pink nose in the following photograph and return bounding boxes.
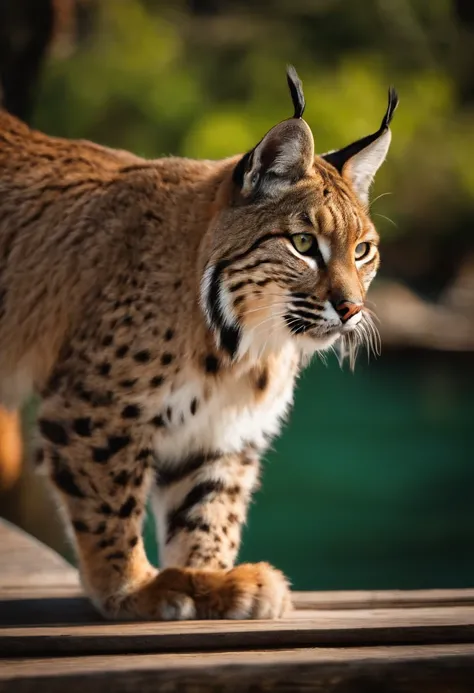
[334,300,363,323]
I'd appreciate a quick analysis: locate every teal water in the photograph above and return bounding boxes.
[145,350,473,590]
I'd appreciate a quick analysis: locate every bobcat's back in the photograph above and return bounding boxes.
[0,111,220,406]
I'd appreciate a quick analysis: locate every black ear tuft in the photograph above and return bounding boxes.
[380,86,399,131]
[286,65,305,119]
[322,86,399,174]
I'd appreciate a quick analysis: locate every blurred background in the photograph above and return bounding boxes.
[0,0,472,590]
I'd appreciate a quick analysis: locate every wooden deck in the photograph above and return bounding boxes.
[1,518,473,692]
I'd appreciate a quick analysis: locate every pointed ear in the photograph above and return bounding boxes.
[322,87,399,206]
[233,66,314,199]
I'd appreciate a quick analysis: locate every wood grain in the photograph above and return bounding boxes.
[293,589,474,610]
[1,645,474,693]
[4,587,474,627]
[2,606,474,657]
[0,519,78,588]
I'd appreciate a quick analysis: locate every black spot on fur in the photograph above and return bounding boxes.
[109,435,131,454]
[164,328,174,341]
[97,537,116,550]
[167,513,212,543]
[102,335,113,347]
[72,520,89,533]
[150,414,165,428]
[204,355,220,373]
[156,451,220,487]
[119,378,138,389]
[190,398,199,415]
[150,375,164,388]
[161,353,173,366]
[116,345,129,358]
[256,368,268,391]
[94,522,107,535]
[129,536,139,548]
[136,448,152,461]
[51,454,84,498]
[134,350,151,363]
[34,449,44,466]
[229,280,247,293]
[73,417,93,437]
[43,369,65,396]
[118,495,137,518]
[39,419,69,446]
[74,383,93,403]
[97,362,111,377]
[166,407,172,422]
[114,470,130,486]
[106,551,126,560]
[92,447,110,464]
[121,404,141,419]
[99,502,113,515]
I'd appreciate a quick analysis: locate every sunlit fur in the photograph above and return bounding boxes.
[0,76,391,622]
[201,156,381,368]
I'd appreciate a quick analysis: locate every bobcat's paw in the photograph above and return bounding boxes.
[211,561,292,619]
[152,561,291,620]
[101,562,291,621]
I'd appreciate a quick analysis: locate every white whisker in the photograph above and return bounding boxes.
[374,212,397,228]
[369,191,392,209]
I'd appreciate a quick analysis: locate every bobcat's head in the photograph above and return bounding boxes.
[201,66,398,366]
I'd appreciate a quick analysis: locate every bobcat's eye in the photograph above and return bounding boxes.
[355,242,371,261]
[291,233,314,255]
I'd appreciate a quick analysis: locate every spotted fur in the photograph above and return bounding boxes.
[0,67,396,620]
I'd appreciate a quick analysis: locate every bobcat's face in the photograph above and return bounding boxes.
[201,68,397,364]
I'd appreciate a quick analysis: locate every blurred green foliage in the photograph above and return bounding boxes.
[33,0,474,294]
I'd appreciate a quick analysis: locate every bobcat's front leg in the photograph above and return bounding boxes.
[151,449,291,619]
[40,398,289,620]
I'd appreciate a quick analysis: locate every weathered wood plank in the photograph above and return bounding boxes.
[4,584,474,612]
[1,645,474,693]
[293,589,474,610]
[2,606,474,657]
[0,593,99,626]
[0,519,78,588]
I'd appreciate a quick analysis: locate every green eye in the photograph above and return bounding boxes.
[291,233,314,255]
[355,242,371,261]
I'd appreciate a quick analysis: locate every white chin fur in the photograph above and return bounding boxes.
[237,319,289,362]
[237,316,341,365]
[296,331,341,358]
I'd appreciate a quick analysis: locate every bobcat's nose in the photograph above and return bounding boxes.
[333,300,363,324]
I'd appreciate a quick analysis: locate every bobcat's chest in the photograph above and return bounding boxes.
[150,345,298,464]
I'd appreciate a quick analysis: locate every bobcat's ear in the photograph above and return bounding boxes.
[233,66,314,199]
[322,87,399,207]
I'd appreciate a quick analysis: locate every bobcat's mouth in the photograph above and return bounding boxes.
[286,309,380,365]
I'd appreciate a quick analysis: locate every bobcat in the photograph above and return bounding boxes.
[0,67,397,619]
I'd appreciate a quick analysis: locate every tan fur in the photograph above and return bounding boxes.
[0,103,385,620]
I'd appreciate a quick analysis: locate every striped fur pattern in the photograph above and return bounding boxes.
[0,68,395,620]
